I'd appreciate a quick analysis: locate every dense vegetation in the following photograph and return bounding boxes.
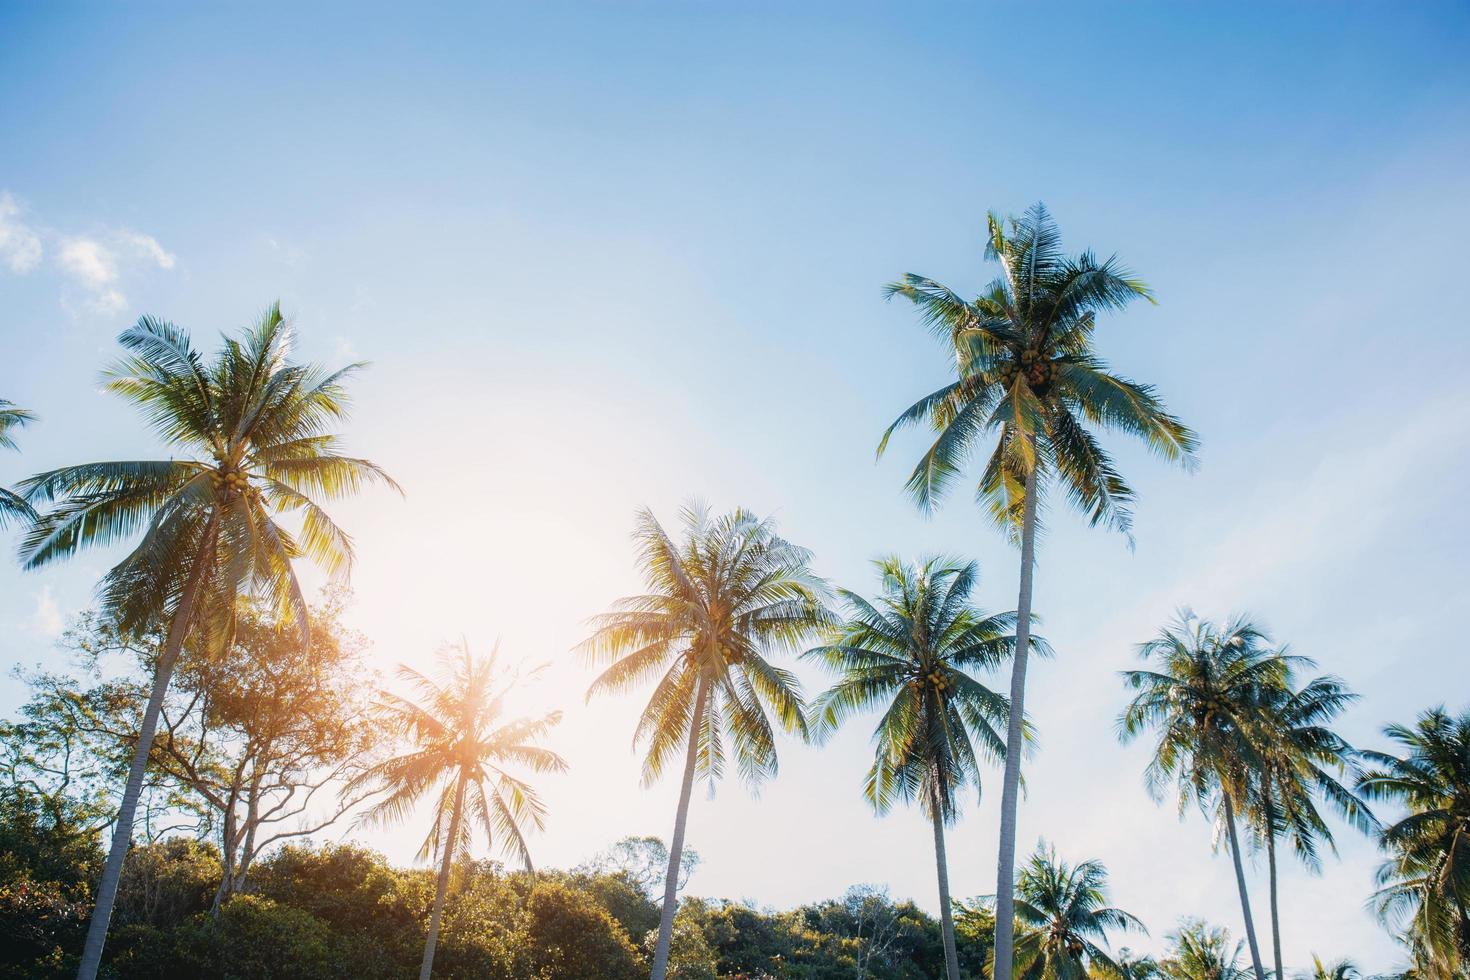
[0,206,1465,979]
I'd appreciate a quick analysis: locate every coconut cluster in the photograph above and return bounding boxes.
[210,467,256,500]
[908,669,949,693]
[996,349,1058,392]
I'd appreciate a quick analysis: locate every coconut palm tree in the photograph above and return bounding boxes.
[1000,841,1145,980]
[0,400,37,527]
[15,307,398,980]
[804,556,1025,980]
[1357,707,1470,974]
[1245,676,1378,980]
[1113,948,1165,980]
[579,503,831,980]
[881,203,1198,976]
[1297,955,1359,980]
[1118,612,1298,980]
[352,641,566,980]
[1162,920,1250,980]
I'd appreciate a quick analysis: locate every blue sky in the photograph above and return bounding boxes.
[3,1,1469,968]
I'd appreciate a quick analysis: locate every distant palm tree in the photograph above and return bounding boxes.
[1113,948,1165,980]
[1001,841,1145,980]
[1118,612,1296,980]
[1357,707,1470,974]
[1245,675,1378,980]
[353,641,566,980]
[580,503,832,980]
[882,203,1197,977]
[1296,955,1359,980]
[805,556,1023,980]
[17,307,397,980]
[0,400,37,527]
[1162,920,1250,980]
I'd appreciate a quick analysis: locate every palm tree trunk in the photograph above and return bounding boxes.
[993,465,1038,980]
[651,673,711,980]
[930,785,961,980]
[75,519,218,980]
[419,770,467,980]
[1222,790,1268,980]
[1264,782,1283,980]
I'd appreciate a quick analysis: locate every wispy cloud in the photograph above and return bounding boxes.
[119,230,175,270]
[0,193,43,274]
[0,189,177,315]
[58,231,176,315]
[27,586,64,639]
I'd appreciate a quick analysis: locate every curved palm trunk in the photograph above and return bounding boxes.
[1263,782,1284,980]
[930,786,961,980]
[993,466,1038,980]
[75,519,218,980]
[651,673,711,980]
[420,770,468,980]
[1222,790,1268,980]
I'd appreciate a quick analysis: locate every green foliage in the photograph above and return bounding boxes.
[113,838,220,930]
[1358,707,1470,974]
[0,399,37,528]
[654,908,720,979]
[668,888,964,980]
[880,202,1197,539]
[1161,919,1250,980]
[1243,674,1375,870]
[0,784,102,978]
[806,555,1023,821]
[252,844,428,978]
[519,879,644,979]
[18,306,399,637]
[1006,841,1145,980]
[1119,612,1296,814]
[581,503,834,790]
[353,641,566,868]
[565,865,661,941]
[112,895,338,980]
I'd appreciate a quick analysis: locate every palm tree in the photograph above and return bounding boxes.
[1162,920,1250,980]
[1297,955,1359,980]
[1245,676,1378,980]
[1118,612,1297,980]
[1113,948,1165,980]
[16,307,398,980]
[804,556,1024,980]
[1002,841,1146,980]
[352,641,566,980]
[579,503,831,980]
[0,400,37,527]
[881,202,1198,977]
[1357,707,1470,974]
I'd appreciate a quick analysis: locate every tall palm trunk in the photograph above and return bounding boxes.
[651,672,711,980]
[930,784,961,980]
[993,465,1038,980]
[420,770,468,980]
[1263,781,1283,980]
[1222,790,1268,980]
[76,518,218,980]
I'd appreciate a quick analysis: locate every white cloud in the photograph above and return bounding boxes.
[0,192,43,274]
[57,229,177,316]
[28,586,63,638]
[120,230,176,270]
[59,237,120,290]
[0,189,177,316]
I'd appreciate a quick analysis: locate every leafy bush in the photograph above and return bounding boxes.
[111,895,337,980]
